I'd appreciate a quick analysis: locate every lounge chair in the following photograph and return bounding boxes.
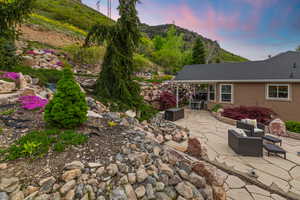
[237,120,265,137]
[228,129,263,157]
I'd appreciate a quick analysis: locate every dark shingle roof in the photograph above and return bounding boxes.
[174,51,300,82]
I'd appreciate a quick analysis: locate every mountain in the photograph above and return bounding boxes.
[140,24,248,63]
[23,0,247,65]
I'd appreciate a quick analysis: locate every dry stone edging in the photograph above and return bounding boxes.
[177,137,300,200]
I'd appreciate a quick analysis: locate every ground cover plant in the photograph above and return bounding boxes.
[19,96,48,110]
[0,129,87,160]
[286,121,300,134]
[3,65,63,85]
[212,104,223,112]
[222,106,276,124]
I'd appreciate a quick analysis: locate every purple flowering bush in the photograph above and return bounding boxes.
[19,96,48,110]
[2,72,20,80]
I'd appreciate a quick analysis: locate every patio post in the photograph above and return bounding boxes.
[176,85,179,108]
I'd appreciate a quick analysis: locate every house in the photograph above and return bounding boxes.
[174,51,300,121]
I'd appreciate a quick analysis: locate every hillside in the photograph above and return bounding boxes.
[140,24,248,63]
[19,0,247,72]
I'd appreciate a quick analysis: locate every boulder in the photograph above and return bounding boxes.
[0,80,16,94]
[269,118,288,137]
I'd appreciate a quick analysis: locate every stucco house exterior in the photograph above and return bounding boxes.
[174,51,300,121]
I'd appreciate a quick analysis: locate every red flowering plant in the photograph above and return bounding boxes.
[19,96,48,111]
[156,91,176,111]
[222,106,276,125]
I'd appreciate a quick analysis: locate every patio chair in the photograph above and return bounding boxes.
[237,120,265,137]
[228,129,263,157]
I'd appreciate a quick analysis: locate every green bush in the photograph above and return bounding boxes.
[212,104,223,112]
[133,54,151,72]
[0,38,19,70]
[0,129,87,160]
[138,103,158,122]
[286,121,300,133]
[63,45,105,65]
[44,68,88,128]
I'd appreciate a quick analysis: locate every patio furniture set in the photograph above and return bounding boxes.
[228,120,286,159]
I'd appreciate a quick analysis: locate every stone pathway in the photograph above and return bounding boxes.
[171,109,300,200]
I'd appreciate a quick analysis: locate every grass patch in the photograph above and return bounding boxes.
[5,65,63,85]
[34,0,114,32]
[0,129,88,160]
[28,13,87,38]
[211,104,222,112]
[0,109,15,116]
[286,121,300,134]
[220,49,249,63]
[63,45,105,65]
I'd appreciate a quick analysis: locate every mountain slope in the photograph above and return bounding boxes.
[24,0,247,65]
[140,24,248,63]
[34,0,114,31]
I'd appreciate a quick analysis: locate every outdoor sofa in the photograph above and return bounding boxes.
[237,120,265,137]
[228,129,263,157]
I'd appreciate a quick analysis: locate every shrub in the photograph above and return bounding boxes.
[63,45,105,65]
[156,91,176,111]
[222,106,275,125]
[138,103,158,122]
[0,38,19,70]
[44,68,88,128]
[0,129,87,160]
[286,121,300,133]
[211,104,222,112]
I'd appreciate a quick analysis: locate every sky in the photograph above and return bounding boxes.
[82,0,300,61]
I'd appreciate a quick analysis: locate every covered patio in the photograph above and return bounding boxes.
[168,109,300,199]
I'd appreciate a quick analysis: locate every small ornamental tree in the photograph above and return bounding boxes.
[0,0,35,69]
[85,0,143,111]
[192,38,206,64]
[44,68,88,128]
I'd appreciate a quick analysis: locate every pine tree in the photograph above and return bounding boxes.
[192,38,206,64]
[44,68,88,129]
[0,0,35,69]
[85,0,143,111]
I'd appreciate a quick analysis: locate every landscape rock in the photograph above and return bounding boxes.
[0,80,16,94]
[135,185,146,198]
[62,169,81,182]
[65,161,84,170]
[60,180,76,194]
[175,182,194,199]
[136,168,148,183]
[124,184,137,200]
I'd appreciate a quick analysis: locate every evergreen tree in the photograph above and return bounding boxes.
[85,0,143,111]
[44,68,88,129]
[0,0,35,69]
[192,38,206,64]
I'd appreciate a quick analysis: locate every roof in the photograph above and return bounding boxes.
[174,51,300,83]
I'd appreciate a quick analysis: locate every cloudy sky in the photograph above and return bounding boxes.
[82,0,300,60]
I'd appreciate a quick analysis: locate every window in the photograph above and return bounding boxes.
[209,85,216,101]
[267,84,290,100]
[220,84,233,103]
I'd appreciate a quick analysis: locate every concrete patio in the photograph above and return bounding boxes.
[173,109,300,200]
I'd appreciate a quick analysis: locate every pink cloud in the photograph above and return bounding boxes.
[162,4,240,41]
